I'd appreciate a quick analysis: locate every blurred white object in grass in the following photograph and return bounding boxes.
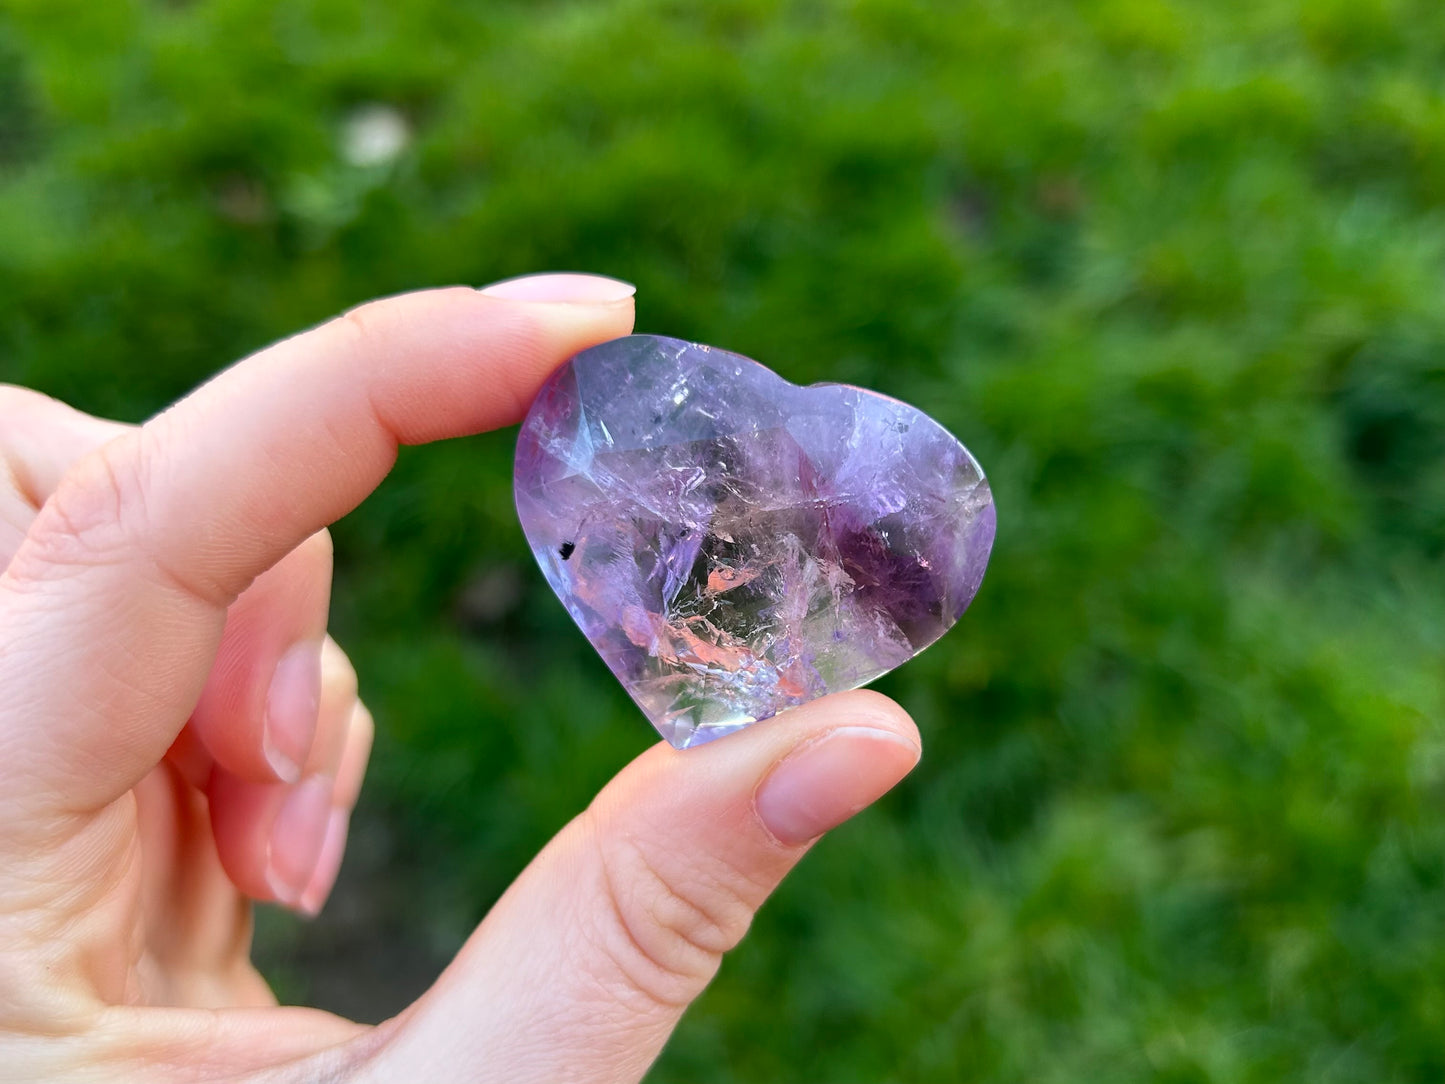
[342,104,410,167]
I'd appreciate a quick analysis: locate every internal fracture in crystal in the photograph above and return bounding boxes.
[514,334,995,749]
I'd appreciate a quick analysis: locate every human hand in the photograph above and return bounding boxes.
[0,274,922,1083]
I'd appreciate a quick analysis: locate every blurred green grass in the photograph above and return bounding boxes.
[7,0,1445,1079]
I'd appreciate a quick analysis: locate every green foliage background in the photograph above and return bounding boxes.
[7,0,1445,1079]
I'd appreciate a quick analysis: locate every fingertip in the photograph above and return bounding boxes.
[263,775,333,907]
[190,535,334,787]
[478,272,637,304]
[753,724,919,846]
[333,702,373,811]
[298,808,350,917]
[341,285,637,443]
[815,688,921,750]
[745,691,921,847]
[299,637,358,778]
[262,639,324,783]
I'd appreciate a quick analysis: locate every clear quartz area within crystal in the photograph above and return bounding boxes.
[514,334,996,749]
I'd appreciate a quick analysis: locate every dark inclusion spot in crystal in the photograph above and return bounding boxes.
[559,541,576,561]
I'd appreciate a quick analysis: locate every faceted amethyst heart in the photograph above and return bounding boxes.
[514,334,995,749]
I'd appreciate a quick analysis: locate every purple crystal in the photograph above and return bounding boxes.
[514,334,995,749]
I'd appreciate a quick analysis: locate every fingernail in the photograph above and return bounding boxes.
[264,641,323,783]
[299,808,350,918]
[265,775,333,906]
[755,727,921,846]
[478,272,636,304]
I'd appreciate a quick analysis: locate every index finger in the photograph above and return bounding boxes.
[0,279,635,822]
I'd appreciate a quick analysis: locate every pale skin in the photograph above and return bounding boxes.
[0,274,923,1083]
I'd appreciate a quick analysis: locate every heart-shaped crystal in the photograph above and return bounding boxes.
[514,334,995,749]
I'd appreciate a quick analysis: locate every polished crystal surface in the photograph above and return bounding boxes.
[514,334,995,749]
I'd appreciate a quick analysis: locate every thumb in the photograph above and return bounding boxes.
[366,690,919,1084]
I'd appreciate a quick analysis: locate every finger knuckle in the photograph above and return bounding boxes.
[25,440,144,576]
[334,301,384,350]
[19,434,225,607]
[587,820,760,1011]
